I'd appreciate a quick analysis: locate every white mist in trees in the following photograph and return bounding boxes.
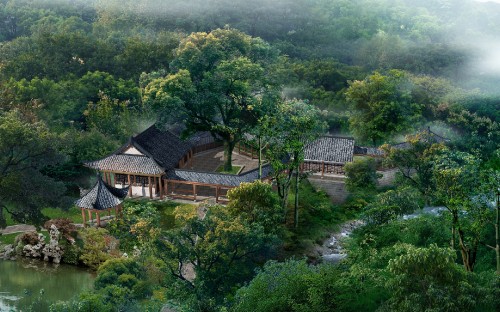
[143,28,280,171]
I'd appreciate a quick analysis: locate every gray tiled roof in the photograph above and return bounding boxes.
[166,165,272,187]
[304,136,355,164]
[132,125,194,170]
[75,176,128,210]
[85,154,164,175]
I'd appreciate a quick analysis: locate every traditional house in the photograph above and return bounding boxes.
[302,136,355,176]
[84,126,355,201]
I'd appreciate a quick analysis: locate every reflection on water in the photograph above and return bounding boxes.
[0,258,94,311]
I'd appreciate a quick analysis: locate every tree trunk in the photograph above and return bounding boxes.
[496,192,500,274]
[458,229,474,272]
[0,204,5,229]
[258,136,262,179]
[276,169,293,223]
[294,166,300,229]
[223,140,235,172]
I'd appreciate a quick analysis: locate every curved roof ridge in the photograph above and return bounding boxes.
[75,175,129,210]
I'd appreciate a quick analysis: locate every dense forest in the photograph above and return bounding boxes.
[0,0,499,311]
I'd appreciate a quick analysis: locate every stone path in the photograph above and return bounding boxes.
[0,224,36,235]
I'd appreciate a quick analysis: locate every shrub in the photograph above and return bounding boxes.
[18,231,40,245]
[79,227,112,269]
[61,240,81,265]
[44,218,76,243]
[344,158,382,192]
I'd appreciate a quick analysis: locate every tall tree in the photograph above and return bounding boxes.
[433,151,491,272]
[143,28,280,171]
[264,99,325,228]
[346,70,422,145]
[381,131,447,204]
[0,110,66,227]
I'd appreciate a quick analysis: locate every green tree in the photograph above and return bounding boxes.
[232,259,374,312]
[84,92,136,140]
[383,244,486,312]
[143,28,280,171]
[79,227,112,269]
[264,99,325,228]
[226,181,283,235]
[0,110,66,227]
[382,131,447,204]
[433,151,491,272]
[158,205,277,307]
[344,157,381,193]
[346,70,422,145]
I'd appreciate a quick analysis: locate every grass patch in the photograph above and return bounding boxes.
[215,165,243,174]
[0,232,19,245]
[42,206,85,223]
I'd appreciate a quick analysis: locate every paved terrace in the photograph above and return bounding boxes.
[184,146,260,173]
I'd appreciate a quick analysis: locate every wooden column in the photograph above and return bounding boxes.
[215,186,219,203]
[127,174,132,196]
[108,209,111,217]
[193,184,197,201]
[148,176,153,199]
[165,180,168,195]
[321,161,325,178]
[96,211,101,227]
[81,209,87,227]
[88,210,92,225]
[159,177,164,200]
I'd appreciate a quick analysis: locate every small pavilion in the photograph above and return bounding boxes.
[75,175,129,227]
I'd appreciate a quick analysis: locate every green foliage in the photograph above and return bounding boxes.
[107,201,160,254]
[362,187,423,225]
[0,109,67,227]
[95,258,150,299]
[346,70,423,145]
[60,239,82,265]
[158,205,278,306]
[344,157,381,192]
[232,259,379,312]
[263,99,326,227]
[79,227,113,269]
[381,244,490,312]
[144,27,281,170]
[382,130,448,203]
[226,181,283,234]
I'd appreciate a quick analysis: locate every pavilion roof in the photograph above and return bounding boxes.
[84,154,164,175]
[304,136,355,164]
[75,176,128,210]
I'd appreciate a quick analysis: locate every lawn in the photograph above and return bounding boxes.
[1,206,112,227]
[0,232,19,245]
[216,165,243,174]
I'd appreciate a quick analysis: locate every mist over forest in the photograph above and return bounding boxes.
[0,2,499,311]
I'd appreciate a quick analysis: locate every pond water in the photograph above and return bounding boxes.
[0,259,94,311]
